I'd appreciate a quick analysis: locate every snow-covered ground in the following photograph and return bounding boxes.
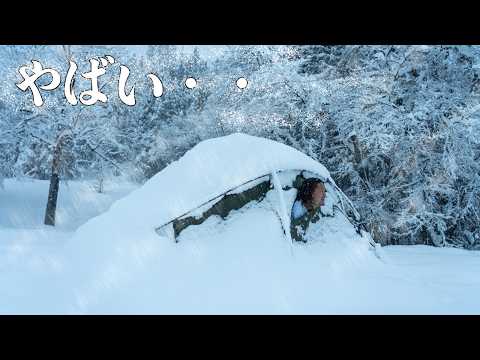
[0,178,137,312]
[1,134,479,314]
[1,177,479,314]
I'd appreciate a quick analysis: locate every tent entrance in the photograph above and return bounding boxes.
[155,170,367,244]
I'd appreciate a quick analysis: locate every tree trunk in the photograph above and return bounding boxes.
[44,140,62,226]
[350,134,369,184]
[44,172,60,225]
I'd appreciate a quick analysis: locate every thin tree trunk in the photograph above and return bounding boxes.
[44,140,62,226]
[350,134,370,185]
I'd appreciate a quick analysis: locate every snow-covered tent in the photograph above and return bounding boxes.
[60,133,380,314]
[151,133,369,244]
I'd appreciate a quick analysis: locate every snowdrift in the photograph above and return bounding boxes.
[60,133,380,314]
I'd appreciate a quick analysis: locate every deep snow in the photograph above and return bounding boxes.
[1,134,479,314]
[0,177,137,312]
[1,177,480,314]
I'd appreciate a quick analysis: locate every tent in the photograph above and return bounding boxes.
[152,133,372,245]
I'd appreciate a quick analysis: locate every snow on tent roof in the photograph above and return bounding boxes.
[101,133,331,231]
[145,133,331,224]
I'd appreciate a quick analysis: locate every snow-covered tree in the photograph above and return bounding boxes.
[2,44,480,248]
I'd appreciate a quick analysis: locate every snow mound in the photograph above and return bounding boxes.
[60,133,377,314]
